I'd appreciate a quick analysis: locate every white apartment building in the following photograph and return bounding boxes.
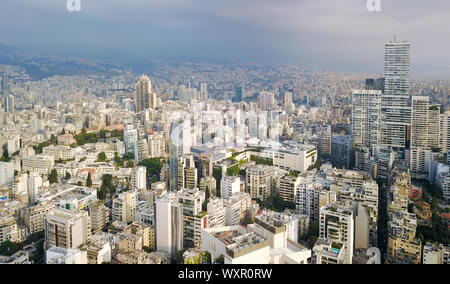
[28,172,43,204]
[423,243,445,264]
[246,164,274,201]
[277,174,301,203]
[43,145,75,161]
[22,154,55,175]
[295,176,335,221]
[131,166,146,191]
[46,247,88,264]
[24,202,56,234]
[148,132,166,158]
[265,145,317,172]
[223,192,253,226]
[319,204,354,264]
[44,208,91,250]
[112,191,137,224]
[0,161,14,186]
[221,175,240,199]
[201,226,271,264]
[207,197,225,228]
[154,192,184,259]
[351,90,382,148]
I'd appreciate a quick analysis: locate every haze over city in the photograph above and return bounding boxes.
[1,0,450,76]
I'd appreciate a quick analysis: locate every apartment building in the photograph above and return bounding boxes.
[24,202,56,234]
[246,164,274,201]
[44,208,91,250]
[319,204,354,264]
[112,191,137,224]
[22,154,55,175]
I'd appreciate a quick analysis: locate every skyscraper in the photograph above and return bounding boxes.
[124,124,138,155]
[200,83,208,101]
[135,75,157,113]
[352,90,382,148]
[1,73,8,95]
[259,91,274,111]
[233,86,243,103]
[440,111,450,153]
[3,95,14,113]
[381,40,411,149]
[411,96,431,149]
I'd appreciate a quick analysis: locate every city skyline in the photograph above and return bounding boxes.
[0,0,449,269]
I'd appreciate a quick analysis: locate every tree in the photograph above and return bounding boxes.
[139,158,164,182]
[177,250,186,264]
[86,172,93,187]
[61,128,66,135]
[98,186,107,201]
[48,169,58,184]
[126,161,134,168]
[50,134,57,145]
[214,255,225,264]
[65,172,71,180]
[97,152,107,162]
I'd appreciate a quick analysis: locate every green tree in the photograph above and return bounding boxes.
[65,172,71,180]
[97,152,107,162]
[86,172,93,187]
[214,255,225,264]
[50,134,57,145]
[48,169,58,184]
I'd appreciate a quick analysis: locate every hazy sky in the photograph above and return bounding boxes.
[1,0,450,75]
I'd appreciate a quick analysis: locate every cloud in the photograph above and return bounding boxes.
[0,0,449,74]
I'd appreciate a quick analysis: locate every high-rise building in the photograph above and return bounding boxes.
[197,153,213,179]
[284,92,293,106]
[3,95,14,113]
[259,91,275,111]
[319,204,354,264]
[440,111,450,153]
[233,86,243,102]
[124,124,138,156]
[154,192,184,258]
[88,200,109,232]
[199,176,217,197]
[178,154,197,190]
[135,75,157,113]
[365,77,384,92]
[177,188,207,248]
[331,135,353,169]
[28,172,43,204]
[221,176,241,199]
[409,96,442,173]
[411,96,431,149]
[246,165,274,201]
[44,208,91,250]
[148,132,166,158]
[1,73,8,95]
[277,174,300,204]
[351,90,382,148]
[200,83,208,101]
[381,40,411,149]
[0,161,14,186]
[131,167,147,191]
[112,191,137,224]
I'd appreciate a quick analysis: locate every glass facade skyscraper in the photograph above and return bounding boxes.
[381,41,411,149]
